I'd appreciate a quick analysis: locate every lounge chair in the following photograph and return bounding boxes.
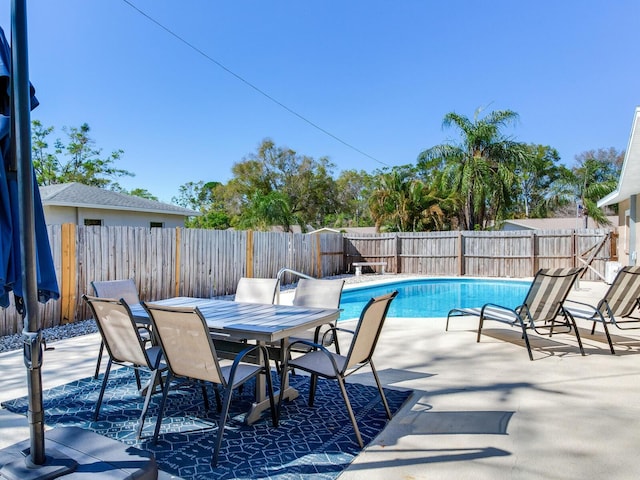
[83,295,165,439]
[91,279,145,379]
[446,268,584,360]
[563,266,640,354]
[277,291,398,448]
[143,302,277,467]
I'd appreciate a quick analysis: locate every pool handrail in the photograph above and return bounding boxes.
[275,267,315,304]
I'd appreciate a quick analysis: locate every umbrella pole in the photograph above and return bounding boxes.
[10,0,45,466]
[0,1,77,477]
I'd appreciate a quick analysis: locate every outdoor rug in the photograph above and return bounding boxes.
[2,368,411,480]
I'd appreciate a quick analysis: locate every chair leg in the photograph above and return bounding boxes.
[134,368,142,391]
[94,359,112,421]
[263,363,277,427]
[137,369,158,439]
[93,341,104,379]
[567,314,585,356]
[476,315,485,342]
[599,320,616,355]
[214,384,222,412]
[520,326,534,361]
[200,380,210,411]
[308,374,318,407]
[276,355,290,425]
[336,376,363,448]
[152,372,174,444]
[212,384,233,467]
[369,360,392,419]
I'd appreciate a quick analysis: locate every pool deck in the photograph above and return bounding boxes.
[1,276,639,479]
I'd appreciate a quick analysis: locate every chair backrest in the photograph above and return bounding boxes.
[292,278,345,309]
[522,268,582,322]
[234,277,279,304]
[91,279,140,305]
[83,294,150,367]
[602,266,640,317]
[143,303,224,385]
[345,290,398,369]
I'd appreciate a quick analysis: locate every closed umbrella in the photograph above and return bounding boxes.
[0,28,58,311]
[0,4,68,475]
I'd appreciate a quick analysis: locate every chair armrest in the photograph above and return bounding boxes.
[320,326,354,354]
[563,298,594,309]
[480,303,524,325]
[232,343,271,369]
[562,299,602,320]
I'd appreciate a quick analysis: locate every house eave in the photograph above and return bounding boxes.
[44,201,201,217]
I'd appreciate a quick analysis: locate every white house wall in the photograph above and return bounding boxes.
[43,205,186,228]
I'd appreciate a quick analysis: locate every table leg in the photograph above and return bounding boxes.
[245,338,300,425]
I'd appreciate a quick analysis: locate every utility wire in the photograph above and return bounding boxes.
[122,0,390,168]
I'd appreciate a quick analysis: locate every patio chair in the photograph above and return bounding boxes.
[91,279,146,379]
[446,268,584,361]
[290,277,345,349]
[277,290,398,448]
[143,302,277,467]
[234,277,279,304]
[563,266,640,354]
[83,294,165,439]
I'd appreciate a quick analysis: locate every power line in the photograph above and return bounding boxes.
[122,0,390,168]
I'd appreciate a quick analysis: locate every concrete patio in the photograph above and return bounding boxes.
[1,278,639,479]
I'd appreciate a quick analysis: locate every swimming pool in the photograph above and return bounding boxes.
[338,278,530,320]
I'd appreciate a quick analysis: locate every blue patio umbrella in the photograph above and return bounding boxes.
[0,9,67,474]
[0,25,59,311]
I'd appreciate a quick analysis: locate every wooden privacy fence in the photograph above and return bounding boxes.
[0,225,615,337]
[0,226,344,336]
[344,229,616,279]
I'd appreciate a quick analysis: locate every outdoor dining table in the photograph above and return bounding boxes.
[128,297,340,424]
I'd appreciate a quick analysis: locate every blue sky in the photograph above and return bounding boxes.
[1,0,638,203]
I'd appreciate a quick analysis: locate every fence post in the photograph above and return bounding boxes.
[315,234,322,277]
[246,230,254,277]
[174,227,181,297]
[395,233,401,274]
[531,231,536,276]
[60,223,76,324]
[457,231,464,276]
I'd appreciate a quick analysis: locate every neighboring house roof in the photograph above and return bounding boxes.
[308,227,341,234]
[599,106,640,207]
[501,217,617,230]
[39,183,200,217]
[341,226,378,235]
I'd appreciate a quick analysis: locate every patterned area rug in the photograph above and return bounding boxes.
[2,368,411,480]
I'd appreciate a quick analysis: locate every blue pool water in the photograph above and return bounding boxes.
[339,278,530,320]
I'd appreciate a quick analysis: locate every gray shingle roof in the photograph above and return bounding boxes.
[39,183,200,217]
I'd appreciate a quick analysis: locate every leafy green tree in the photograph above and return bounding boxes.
[417,109,526,230]
[549,148,623,226]
[127,188,158,201]
[328,169,374,227]
[235,191,297,231]
[172,181,231,229]
[30,120,136,191]
[513,144,562,218]
[56,123,131,187]
[369,166,445,232]
[31,120,60,185]
[227,139,339,230]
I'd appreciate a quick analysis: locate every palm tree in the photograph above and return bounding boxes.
[369,167,445,232]
[550,156,620,227]
[417,109,525,230]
